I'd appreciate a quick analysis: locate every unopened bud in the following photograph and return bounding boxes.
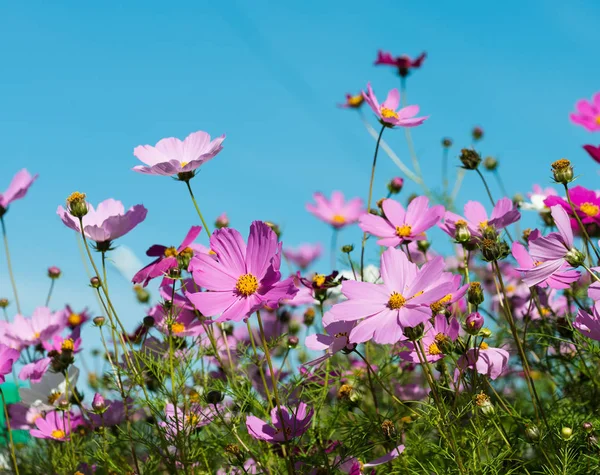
[417,240,430,253]
[48,266,62,279]
[454,220,471,243]
[215,213,229,229]
[583,422,594,433]
[480,327,492,338]
[561,426,573,440]
[143,316,155,327]
[92,393,107,413]
[381,419,396,439]
[134,285,151,303]
[465,312,484,335]
[442,137,453,148]
[337,384,354,401]
[61,338,75,352]
[565,248,585,267]
[66,192,88,218]
[460,149,482,170]
[93,316,105,327]
[288,320,301,335]
[474,392,494,416]
[341,244,354,254]
[483,156,498,171]
[0,298,8,308]
[551,159,574,185]
[403,323,424,341]
[303,308,316,326]
[472,126,484,142]
[287,336,299,348]
[467,282,484,306]
[206,390,224,405]
[387,177,404,194]
[525,424,540,442]
[90,277,101,288]
[225,444,241,457]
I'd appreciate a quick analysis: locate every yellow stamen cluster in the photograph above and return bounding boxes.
[170,322,185,334]
[395,224,412,237]
[51,429,66,439]
[474,391,491,407]
[552,158,571,171]
[68,313,82,326]
[236,273,259,296]
[456,219,467,226]
[430,294,453,314]
[337,384,353,400]
[66,192,86,204]
[181,161,189,168]
[434,333,449,345]
[164,246,178,258]
[478,220,488,229]
[61,338,74,351]
[388,292,406,310]
[580,202,600,217]
[331,214,346,225]
[47,391,62,405]
[380,107,399,119]
[347,94,364,107]
[334,331,349,338]
[312,274,326,287]
[427,342,442,355]
[33,332,41,339]
[479,341,489,350]
[596,116,600,126]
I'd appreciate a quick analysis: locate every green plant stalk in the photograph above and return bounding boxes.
[0,388,20,475]
[1,217,21,314]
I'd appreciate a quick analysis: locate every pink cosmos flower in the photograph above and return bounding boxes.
[246,402,313,443]
[328,247,455,344]
[375,49,426,76]
[399,314,460,363]
[160,403,217,439]
[520,185,559,212]
[584,145,600,164]
[186,222,297,322]
[337,92,365,109]
[522,206,584,287]
[133,130,225,176]
[19,358,51,384]
[457,344,509,380]
[133,226,204,286]
[148,296,208,338]
[63,305,90,329]
[439,198,520,241]
[42,331,82,354]
[512,241,580,289]
[569,92,600,131]
[304,313,356,366]
[30,410,82,441]
[57,198,147,246]
[359,196,444,246]
[574,302,600,341]
[306,191,364,228]
[544,185,600,226]
[0,169,38,213]
[339,444,406,474]
[283,243,322,270]
[0,344,19,383]
[362,83,427,128]
[5,307,64,348]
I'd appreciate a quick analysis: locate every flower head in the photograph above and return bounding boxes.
[304,313,356,366]
[362,83,427,128]
[306,191,364,229]
[0,169,38,216]
[570,92,600,131]
[574,302,600,341]
[375,49,426,77]
[544,185,600,226]
[19,358,51,384]
[19,366,80,411]
[4,307,65,348]
[0,344,19,383]
[246,402,313,443]
[338,92,365,109]
[283,243,322,270]
[160,403,217,439]
[399,314,460,363]
[457,345,509,380]
[30,410,82,441]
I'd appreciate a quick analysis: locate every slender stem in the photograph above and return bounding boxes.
[184,180,211,239]
[451,169,466,203]
[0,389,20,475]
[1,217,21,314]
[475,168,495,207]
[442,148,449,196]
[246,320,272,407]
[493,169,509,198]
[345,251,357,281]
[330,229,338,271]
[564,183,600,263]
[45,279,56,307]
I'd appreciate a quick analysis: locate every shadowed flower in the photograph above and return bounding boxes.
[304,313,356,366]
[306,191,364,229]
[362,83,427,128]
[0,344,19,383]
[0,169,38,215]
[283,243,322,270]
[186,222,297,322]
[30,410,82,441]
[133,130,225,177]
[359,196,444,246]
[569,92,600,131]
[574,302,600,341]
[375,49,426,77]
[246,402,313,443]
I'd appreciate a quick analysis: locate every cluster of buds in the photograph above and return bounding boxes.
[478,226,510,262]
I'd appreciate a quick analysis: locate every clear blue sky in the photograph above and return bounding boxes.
[1,0,599,335]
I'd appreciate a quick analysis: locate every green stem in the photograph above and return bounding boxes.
[45,279,56,307]
[184,180,211,239]
[330,229,338,271]
[475,168,495,207]
[1,217,21,314]
[0,389,20,475]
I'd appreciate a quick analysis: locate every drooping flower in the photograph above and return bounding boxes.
[57,198,147,247]
[19,358,51,384]
[375,49,426,77]
[246,402,313,443]
[306,191,364,228]
[0,344,19,383]
[4,307,64,348]
[544,185,600,226]
[569,92,600,131]
[399,314,460,363]
[133,130,225,177]
[457,344,509,380]
[362,83,427,128]
[338,92,365,109]
[359,196,444,246]
[512,241,580,289]
[19,366,80,411]
[304,313,356,366]
[574,302,600,341]
[186,222,297,322]
[30,410,82,441]
[132,226,205,286]
[584,145,600,164]
[328,247,454,344]
[283,243,322,270]
[0,169,38,215]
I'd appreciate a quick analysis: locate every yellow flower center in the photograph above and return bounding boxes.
[61,339,74,351]
[456,219,467,226]
[540,307,551,317]
[312,274,326,287]
[388,292,406,309]
[51,429,66,439]
[334,331,349,338]
[181,161,189,167]
[47,391,62,405]
[434,333,449,345]
[66,192,86,204]
[478,220,488,229]
[395,224,412,237]
[428,342,442,355]
[480,342,489,350]
[170,322,185,334]
[475,392,490,407]
[33,332,41,339]
[348,94,364,107]
[164,246,178,258]
[505,284,515,293]
[596,116,600,126]
[235,273,259,296]
[580,202,599,217]
[331,214,346,225]
[186,414,199,426]
[68,313,82,326]
[380,107,398,119]
[430,294,452,313]
[208,249,216,255]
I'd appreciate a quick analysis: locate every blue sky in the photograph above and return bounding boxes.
[1,0,600,336]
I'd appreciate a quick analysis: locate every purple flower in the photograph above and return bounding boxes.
[133,130,225,176]
[399,314,460,363]
[574,303,600,341]
[19,358,51,384]
[362,83,427,128]
[569,92,600,131]
[359,196,444,246]
[306,191,364,229]
[0,169,38,213]
[304,313,356,366]
[375,48,426,76]
[246,402,313,443]
[0,344,19,383]
[186,222,297,322]
[30,410,83,441]
[328,247,454,344]
[457,344,509,380]
[57,198,147,246]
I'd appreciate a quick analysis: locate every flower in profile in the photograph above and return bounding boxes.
[19,366,80,411]
[362,83,427,128]
[306,191,364,229]
[522,206,585,287]
[328,247,454,344]
[574,302,600,341]
[0,169,38,216]
[57,198,147,248]
[42,331,82,355]
[4,307,64,348]
[133,130,225,177]
[399,314,460,363]
[569,92,600,131]
[186,222,297,322]
[375,49,426,77]
[283,243,322,270]
[246,402,313,443]
[0,344,19,383]
[544,185,600,226]
[457,343,509,380]
[359,196,444,246]
[30,410,82,441]
[133,226,204,286]
[584,145,600,164]
[338,92,365,109]
[304,313,356,366]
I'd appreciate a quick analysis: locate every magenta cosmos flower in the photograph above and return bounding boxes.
[359,196,444,246]
[57,198,147,246]
[186,221,297,322]
[246,402,313,443]
[0,344,19,383]
[133,130,225,176]
[19,358,51,384]
[283,243,322,270]
[439,198,520,241]
[399,314,460,363]
[304,313,356,367]
[512,241,580,289]
[306,191,364,229]
[30,410,82,441]
[570,92,600,131]
[375,49,426,77]
[362,83,427,128]
[328,247,454,344]
[457,343,509,380]
[522,206,585,287]
[0,169,38,215]
[544,185,600,226]
[340,444,406,474]
[337,92,365,109]
[133,226,204,286]
[584,145,600,164]
[574,302,600,341]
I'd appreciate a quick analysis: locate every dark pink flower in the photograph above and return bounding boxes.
[304,313,356,366]
[512,241,580,289]
[186,222,297,322]
[569,92,600,131]
[283,243,322,270]
[0,344,19,383]
[306,191,364,228]
[359,196,444,246]
[19,358,51,384]
[399,314,460,363]
[337,93,365,109]
[544,185,600,226]
[0,169,38,214]
[42,331,82,354]
[574,302,600,341]
[584,145,600,164]
[375,49,426,77]
[362,83,427,128]
[246,402,313,443]
[63,305,90,329]
[30,410,82,441]
[133,130,225,177]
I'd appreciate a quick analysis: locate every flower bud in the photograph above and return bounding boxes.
[472,126,484,142]
[387,177,404,194]
[454,220,471,243]
[442,137,453,148]
[460,149,482,170]
[93,316,105,327]
[341,244,354,254]
[92,393,107,413]
[66,192,88,218]
[565,248,585,267]
[90,277,101,288]
[417,240,430,253]
[474,392,494,416]
[561,426,573,440]
[583,422,594,433]
[215,213,229,229]
[403,323,424,341]
[381,419,396,439]
[143,316,155,327]
[288,320,301,335]
[481,224,499,240]
[303,308,316,326]
[525,424,540,442]
[480,327,492,338]
[522,228,532,242]
[483,156,498,171]
[206,390,224,405]
[61,338,75,352]
[287,336,299,349]
[467,282,484,307]
[337,384,354,401]
[465,312,484,335]
[0,298,8,308]
[134,285,151,304]
[48,266,62,279]
[225,444,241,457]
[551,159,574,184]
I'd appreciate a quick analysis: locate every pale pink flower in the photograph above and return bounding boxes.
[306,191,364,228]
